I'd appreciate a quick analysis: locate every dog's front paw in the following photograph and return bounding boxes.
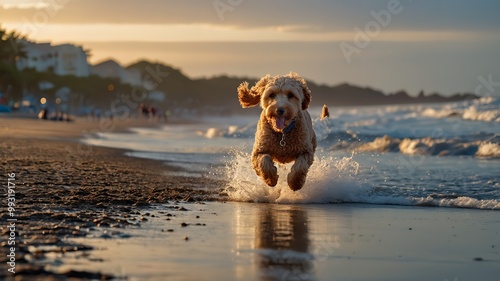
[263,165,278,187]
[287,170,306,191]
[256,155,278,186]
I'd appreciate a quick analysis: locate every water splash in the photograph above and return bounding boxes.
[224,151,372,203]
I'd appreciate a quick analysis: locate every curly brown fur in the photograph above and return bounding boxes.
[237,72,317,191]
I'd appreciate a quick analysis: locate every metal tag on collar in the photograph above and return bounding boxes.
[280,118,296,146]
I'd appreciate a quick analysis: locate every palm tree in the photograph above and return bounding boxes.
[0,25,27,65]
[0,25,27,103]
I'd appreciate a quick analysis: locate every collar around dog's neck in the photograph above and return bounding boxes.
[279,118,296,147]
[283,118,296,133]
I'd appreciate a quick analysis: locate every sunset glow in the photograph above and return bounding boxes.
[1,0,499,95]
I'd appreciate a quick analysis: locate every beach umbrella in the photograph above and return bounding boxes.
[0,105,12,113]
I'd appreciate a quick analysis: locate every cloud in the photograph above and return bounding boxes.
[2,0,499,96]
[1,0,499,33]
[0,0,51,9]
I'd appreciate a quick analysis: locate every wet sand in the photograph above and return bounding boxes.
[66,202,500,281]
[0,117,223,280]
[1,117,499,281]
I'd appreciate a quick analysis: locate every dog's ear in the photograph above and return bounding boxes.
[237,81,260,108]
[237,75,270,108]
[289,72,311,110]
[301,86,311,110]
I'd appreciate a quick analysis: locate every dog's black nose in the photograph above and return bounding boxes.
[277,108,285,116]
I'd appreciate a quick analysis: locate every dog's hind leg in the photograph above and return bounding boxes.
[252,154,279,187]
[287,153,313,191]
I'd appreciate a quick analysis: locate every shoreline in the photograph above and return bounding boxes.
[1,115,165,138]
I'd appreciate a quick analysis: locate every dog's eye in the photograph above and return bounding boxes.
[287,93,294,99]
[269,93,276,99]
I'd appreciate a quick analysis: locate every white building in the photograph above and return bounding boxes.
[16,40,90,77]
[16,41,142,86]
[15,41,56,72]
[90,59,142,86]
[53,44,89,77]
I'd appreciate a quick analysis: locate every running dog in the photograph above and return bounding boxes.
[238,72,326,191]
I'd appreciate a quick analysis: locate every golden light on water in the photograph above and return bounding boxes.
[40,97,47,105]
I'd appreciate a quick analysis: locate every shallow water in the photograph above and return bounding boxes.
[70,99,500,280]
[61,202,500,281]
[82,99,500,210]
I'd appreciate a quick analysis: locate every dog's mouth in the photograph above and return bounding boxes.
[275,116,286,130]
[267,106,294,131]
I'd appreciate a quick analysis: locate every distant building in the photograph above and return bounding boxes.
[16,41,141,85]
[90,59,142,86]
[16,40,90,77]
[15,41,56,73]
[53,44,89,77]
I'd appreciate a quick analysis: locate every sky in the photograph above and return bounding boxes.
[1,0,500,96]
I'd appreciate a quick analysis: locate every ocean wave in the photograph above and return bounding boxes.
[476,142,500,158]
[350,135,500,158]
[411,196,500,209]
[223,152,500,210]
[201,99,499,159]
[421,97,500,122]
[210,123,499,159]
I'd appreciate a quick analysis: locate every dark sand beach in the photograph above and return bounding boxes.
[1,117,499,281]
[0,117,222,280]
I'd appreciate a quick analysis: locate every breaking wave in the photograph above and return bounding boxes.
[224,152,500,210]
[421,97,500,122]
[348,135,500,158]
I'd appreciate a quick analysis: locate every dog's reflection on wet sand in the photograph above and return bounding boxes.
[255,206,313,280]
